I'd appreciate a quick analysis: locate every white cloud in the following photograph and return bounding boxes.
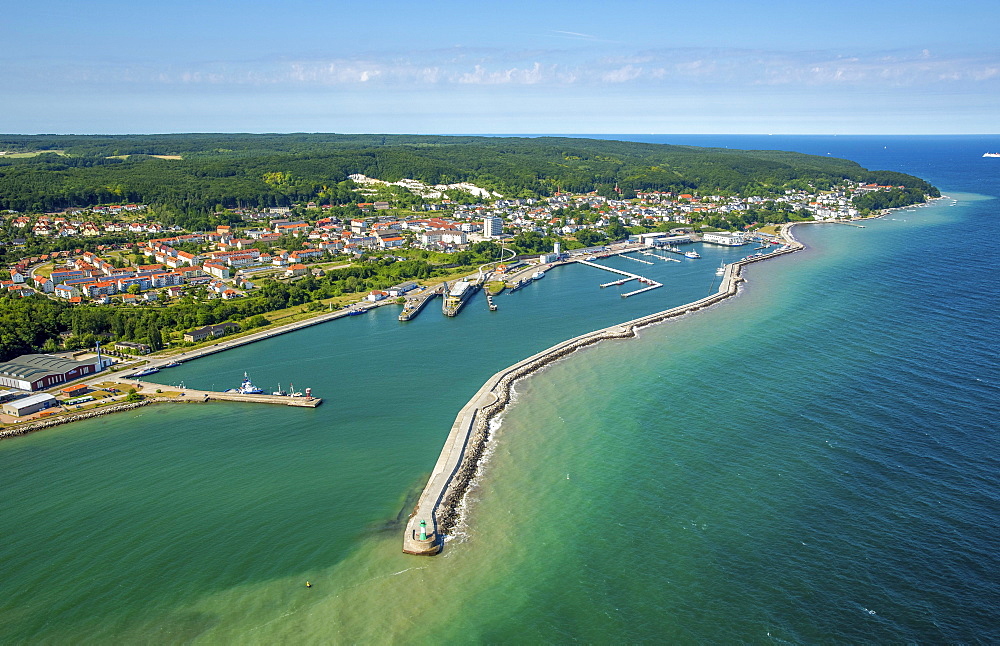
[7,47,1000,93]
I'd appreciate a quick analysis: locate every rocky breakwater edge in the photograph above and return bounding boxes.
[0,399,157,440]
[403,227,806,555]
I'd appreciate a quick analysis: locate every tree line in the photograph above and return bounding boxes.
[0,135,938,214]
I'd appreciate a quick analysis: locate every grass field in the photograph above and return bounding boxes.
[0,150,67,158]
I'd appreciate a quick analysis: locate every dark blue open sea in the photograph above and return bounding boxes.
[0,135,997,643]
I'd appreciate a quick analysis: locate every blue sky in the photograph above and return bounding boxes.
[3,0,998,134]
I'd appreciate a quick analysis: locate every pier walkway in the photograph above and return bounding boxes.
[117,378,323,407]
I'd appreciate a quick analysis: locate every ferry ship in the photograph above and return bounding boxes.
[132,367,160,377]
[684,250,701,259]
[532,270,545,280]
[442,280,477,316]
[983,152,1000,158]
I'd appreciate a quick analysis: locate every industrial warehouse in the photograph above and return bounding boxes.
[0,354,105,392]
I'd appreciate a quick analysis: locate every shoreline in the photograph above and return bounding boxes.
[402,222,808,555]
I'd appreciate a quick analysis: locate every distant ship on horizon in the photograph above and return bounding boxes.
[983,152,1000,158]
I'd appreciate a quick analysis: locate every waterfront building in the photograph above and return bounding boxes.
[182,322,240,343]
[0,354,103,392]
[2,392,58,417]
[388,282,418,297]
[702,231,747,246]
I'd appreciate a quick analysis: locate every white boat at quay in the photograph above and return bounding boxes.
[227,372,264,395]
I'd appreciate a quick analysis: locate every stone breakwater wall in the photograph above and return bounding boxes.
[435,325,636,535]
[406,230,805,554]
[0,400,154,440]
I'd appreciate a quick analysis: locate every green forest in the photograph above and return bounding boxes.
[0,134,938,214]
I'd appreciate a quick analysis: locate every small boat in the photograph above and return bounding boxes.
[347,309,365,316]
[532,270,545,280]
[235,372,264,395]
[132,367,160,377]
[684,251,701,259]
[162,361,182,368]
[288,383,303,397]
[715,262,726,276]
[272,384,287,396]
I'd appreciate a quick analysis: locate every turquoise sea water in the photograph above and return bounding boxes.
[1,136,998,643]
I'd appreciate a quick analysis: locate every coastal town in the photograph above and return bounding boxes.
[2,175,894,303]
[0,175,921,429]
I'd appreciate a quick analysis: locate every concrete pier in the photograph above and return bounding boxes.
[399,286,442,321]
[119,379,323,407]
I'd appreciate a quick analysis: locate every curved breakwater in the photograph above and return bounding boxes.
[403,226,804,554]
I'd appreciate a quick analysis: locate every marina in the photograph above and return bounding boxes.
[639,250,681,262]
[576,258,663,297]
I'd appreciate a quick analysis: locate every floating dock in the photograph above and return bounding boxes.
[620,254,654,265]
[642,250,681,262]
[576,259,662,297]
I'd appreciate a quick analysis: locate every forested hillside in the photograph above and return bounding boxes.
[0,134,938,213]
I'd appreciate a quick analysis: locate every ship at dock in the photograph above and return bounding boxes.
[226,372,264,395]
[442,280,478,317]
